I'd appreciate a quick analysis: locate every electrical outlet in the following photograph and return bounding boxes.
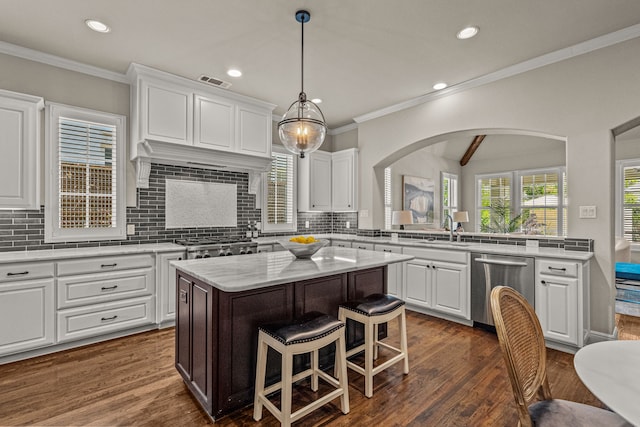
[346,221,350,229]
[246,231,252,238]
[305,221,310,228]
[579,205,597,219]
[126,224,135,235]
[252,231,259,238]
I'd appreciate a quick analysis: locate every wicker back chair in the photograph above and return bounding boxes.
[490,286,632,427]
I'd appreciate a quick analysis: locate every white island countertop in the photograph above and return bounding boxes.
[172,246,414,293]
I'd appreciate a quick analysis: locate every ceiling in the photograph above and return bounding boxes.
[1,1,640,129]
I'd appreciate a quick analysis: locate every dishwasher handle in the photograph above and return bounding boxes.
[473,258,529,267]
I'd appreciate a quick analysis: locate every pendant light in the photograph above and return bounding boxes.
[278,10,327,159]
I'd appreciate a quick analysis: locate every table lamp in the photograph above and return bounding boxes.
[392,210,414,230]
[453,211,469,232]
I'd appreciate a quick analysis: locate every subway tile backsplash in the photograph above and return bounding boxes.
[0,162,591,252]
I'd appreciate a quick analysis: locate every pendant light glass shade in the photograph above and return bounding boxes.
[278,10,327,159]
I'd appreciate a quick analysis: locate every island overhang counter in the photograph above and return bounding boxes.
[171,246,413,420]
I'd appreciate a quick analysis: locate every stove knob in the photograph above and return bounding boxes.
[203,251,211,258]
[195,254,203,259]
[218,249,226,256]
[246,248,253,254]
[239,247,246,255]
[225,249,233,256]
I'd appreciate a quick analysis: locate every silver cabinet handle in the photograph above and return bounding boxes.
[548,266,567,272]
[101,315,118,322]
[101,263,117,268]
[101,285,118,291]
[474,258,528,267]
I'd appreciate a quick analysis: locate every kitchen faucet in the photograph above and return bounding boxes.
[444,214,454,242]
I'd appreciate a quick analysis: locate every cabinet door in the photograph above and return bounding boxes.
[175,276,191,379]
[143,81,192,145]
[256,244,273,253]
[236,104,271,157]
[156,251,185,324]
[432,261,469,318]
[536,275,578,345]
[191,282,213,405]
[331,150,357,211]
[404,260,432,308]
[0,93,41,209]
[331,240,352,248]
[375,244,403,299]
[194,95,234,150]
[309,152,332,211]
[0,278,54,356]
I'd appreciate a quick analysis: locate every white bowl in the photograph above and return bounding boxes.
[278,239,329,259]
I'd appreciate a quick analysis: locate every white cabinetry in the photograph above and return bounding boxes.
[535,258,589,347]
[298,149,358,212]
[0,262,55,356]
[375,244,403,298]
[331,239,352,248]
[56,254,155,343]
[331,148,358,211]
[403,247,469,320]
[156,250,186,326]
[194,94,234,151]
[142,79,193,145]
[298,150,332,211]
[236,102,271,157]
[0,89,43,209]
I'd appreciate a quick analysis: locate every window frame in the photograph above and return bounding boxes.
[616,158,640,247]
[475,172,512,233]
[261,146,297,233]
[441,172,459,225]
[44,102,126,243]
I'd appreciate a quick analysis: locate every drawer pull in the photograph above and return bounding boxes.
[101,285,118,291]
[383,249,391,252]
[101,263,118,268]
[7,271,29,276]
[548,266,567,272]
[101,315,118,322]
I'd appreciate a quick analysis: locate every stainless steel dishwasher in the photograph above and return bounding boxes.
[471,252,535,326]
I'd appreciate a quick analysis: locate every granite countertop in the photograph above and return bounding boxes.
[172,246,414,292]
[0,242,185,264]
[254,234,593,261]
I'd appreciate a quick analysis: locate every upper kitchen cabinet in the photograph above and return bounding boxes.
[298,150,332,211]
[298,148,358,212]
[127,64,276,187]
[331,148,358,211]
[0,90,44,210]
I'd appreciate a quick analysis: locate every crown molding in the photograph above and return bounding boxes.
[0,41,129,84]
[329,122,358,135]
[354,23,640,124]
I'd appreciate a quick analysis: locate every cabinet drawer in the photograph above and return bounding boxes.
[0,262,55,283]
[352,242,374,251]
[57,296,155,343]
[57,268,154,309]
[403,247,468,264]
[538,259,578,278]
[57,254,154,276]
[375,244,402,254]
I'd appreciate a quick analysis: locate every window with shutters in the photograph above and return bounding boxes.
[616,159,640,244]
[442,172,458,224]
[476,173,512,232]
[384,167,392,230]
[262,147,297,232]
[45,103,126,242]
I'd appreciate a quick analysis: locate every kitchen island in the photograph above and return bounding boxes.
[171,246,413,420]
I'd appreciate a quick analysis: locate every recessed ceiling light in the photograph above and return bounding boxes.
[433,82,448,90]
[311,98,322,104]
[457,26,479,40]
[227,69,242,78]
[85,19,111,33]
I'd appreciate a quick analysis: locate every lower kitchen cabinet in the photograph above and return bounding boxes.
[331,239,351,248]
[402,247,469,320]
[0,276,55,356]
[375,244,403,298]
[535,258,588,347]
[156,250,185,325]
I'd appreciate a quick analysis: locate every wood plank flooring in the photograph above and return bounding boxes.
[0,311,606,426]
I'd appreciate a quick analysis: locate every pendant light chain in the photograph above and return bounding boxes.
[300,15,304,96]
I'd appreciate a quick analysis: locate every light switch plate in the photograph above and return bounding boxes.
[579,205,597,219]
[305,221,310,228]
[346,221,350,228]
[126,224,135,235]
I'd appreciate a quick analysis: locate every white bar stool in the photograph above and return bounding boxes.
[338,293,409,398]
[253,311,350,427]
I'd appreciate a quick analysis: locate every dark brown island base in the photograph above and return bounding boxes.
[171,247,412,420]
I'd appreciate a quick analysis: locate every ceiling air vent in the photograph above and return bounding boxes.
[198,75,232,89]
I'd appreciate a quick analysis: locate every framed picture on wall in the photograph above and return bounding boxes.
[403,175,435,224]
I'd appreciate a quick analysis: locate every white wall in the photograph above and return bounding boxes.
[356,38,640,335]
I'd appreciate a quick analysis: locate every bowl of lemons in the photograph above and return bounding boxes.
[279,236,329,259]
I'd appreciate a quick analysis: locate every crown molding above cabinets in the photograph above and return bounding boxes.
[127,63,276,188]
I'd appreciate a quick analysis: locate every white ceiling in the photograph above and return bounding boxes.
[1,1,640,129]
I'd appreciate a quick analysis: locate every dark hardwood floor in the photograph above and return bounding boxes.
[0,311,606,426]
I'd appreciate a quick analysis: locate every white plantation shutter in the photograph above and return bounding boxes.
[263,148,296,232]
[623,164,640,243]
[519,170,564,236]
[58,118,117,229]
[476,173,511,232]
[45,103,125,242]
[384,167,392,230]
[442,172,458,223]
